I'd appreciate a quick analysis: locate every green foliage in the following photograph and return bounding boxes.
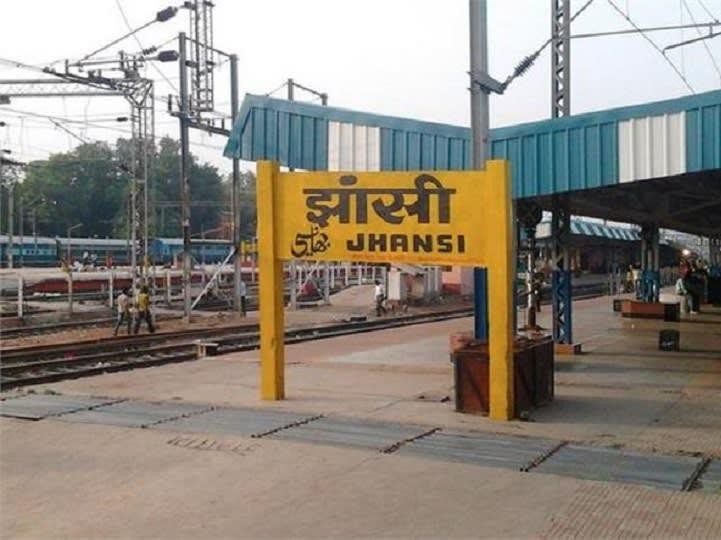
[224,169,257,239]
[20,142,127,238]
[16,136,242,240]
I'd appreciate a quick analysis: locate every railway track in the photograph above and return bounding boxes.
[0,308,473,390]
[1,281,611,340]
[0,314,185,340]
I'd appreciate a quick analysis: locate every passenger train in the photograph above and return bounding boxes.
[0,235,232,267]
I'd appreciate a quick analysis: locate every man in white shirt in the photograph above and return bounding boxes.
[374,280,386,317]
[114,288,132,335]
[239,279,247,316]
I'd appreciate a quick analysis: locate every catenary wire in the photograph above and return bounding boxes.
[695,0,721,21]
[114,0,180,94]
[681,0,721,82]
[606,0,696,93]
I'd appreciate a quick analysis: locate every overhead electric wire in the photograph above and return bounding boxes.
[606,0,696,93]
[2,106,229,153]
[695,0,720,21]
[114,0,180,94]
[264,81,289,97]
[501,0,597,90]
[681,0,721,82]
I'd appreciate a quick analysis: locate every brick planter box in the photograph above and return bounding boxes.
[452,335,554,417]
[621,300,680,321]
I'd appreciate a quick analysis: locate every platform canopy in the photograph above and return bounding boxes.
[224,90,721,236]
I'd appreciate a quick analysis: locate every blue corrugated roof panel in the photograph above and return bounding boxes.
[686,100,721,172]
[225,90,721,199]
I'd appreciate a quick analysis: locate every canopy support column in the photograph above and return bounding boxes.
[551,197,576,350]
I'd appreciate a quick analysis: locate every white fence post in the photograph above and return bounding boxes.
[17,275,24,319]
[165,270,172,306]
[108,271,114,310]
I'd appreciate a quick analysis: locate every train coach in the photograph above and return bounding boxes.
[149,238,233,265]
[0,235,58,267]
[1,235,233,268]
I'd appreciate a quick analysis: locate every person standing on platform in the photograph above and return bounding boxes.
[114,288,132,335]
[134,285,155,333]
[239,279,247,316]
[374,280,387,317]
[683,260,701,315]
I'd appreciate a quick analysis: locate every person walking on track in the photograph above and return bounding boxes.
[114,288,132,335]
[239,279,247,316]
[134,285,155,334]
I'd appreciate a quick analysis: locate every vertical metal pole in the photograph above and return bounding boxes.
[18,196,23,267]
[32,208,37,258]
[230,53,243,315]
[165,269,171,306]
[286,78,299,309]
[7,182,14,269]
[551,0,571,118]
[17,275,23,319]
[179,32,192,321]
[68,269,73,314]
[109,271,114,310]
[130,132,138,296]
[323,262,330,305]
[470,0,490,340]
[469,0,489,168]
[289,261,297,308]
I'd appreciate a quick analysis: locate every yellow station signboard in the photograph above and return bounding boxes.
[256,160,516,420]
[274,168,499,266]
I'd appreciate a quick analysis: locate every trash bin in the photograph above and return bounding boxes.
[659,330,680,351]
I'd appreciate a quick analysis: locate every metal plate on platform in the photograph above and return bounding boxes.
[532,444,700,490]
[157,407,315,437]
[57,400,210,428]
[698,460,721,494]
[0,394,118,420]
[398,431,558,470]
[269,417,431,451]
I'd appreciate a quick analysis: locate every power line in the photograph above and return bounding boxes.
[606,0,696,93]
[114,0,180,94]
[264,81,289,97]
[501,0,597,91]
[1,106,227,152]
[696,0,720,21]
[681,0,721,82]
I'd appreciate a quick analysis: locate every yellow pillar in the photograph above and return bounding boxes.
[256,160,285,400]
[486,160,515,420]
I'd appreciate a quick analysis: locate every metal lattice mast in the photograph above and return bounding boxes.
[550,0,575,347]
[551,0,571,118]
[188,0,216,113]
[0,71,155,292]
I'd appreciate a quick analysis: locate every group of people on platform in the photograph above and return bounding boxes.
[114,285,155,335]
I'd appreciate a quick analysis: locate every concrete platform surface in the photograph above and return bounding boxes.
[2,294,720,538]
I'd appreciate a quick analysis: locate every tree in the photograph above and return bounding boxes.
[223,170,257,239]
[18,136,232,240]
[150,136,226,237]
[21,142,128,238]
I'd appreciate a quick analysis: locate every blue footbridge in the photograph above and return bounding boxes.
[224,90,721,343]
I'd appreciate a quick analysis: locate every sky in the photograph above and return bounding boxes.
[1,0,720,175]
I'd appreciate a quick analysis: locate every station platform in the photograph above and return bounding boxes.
[2,294,720,538]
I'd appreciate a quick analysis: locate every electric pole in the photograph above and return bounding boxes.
[551,0,571,118]
[469,0,490,341]
[231,54,243,315]
[179,31,193,321]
